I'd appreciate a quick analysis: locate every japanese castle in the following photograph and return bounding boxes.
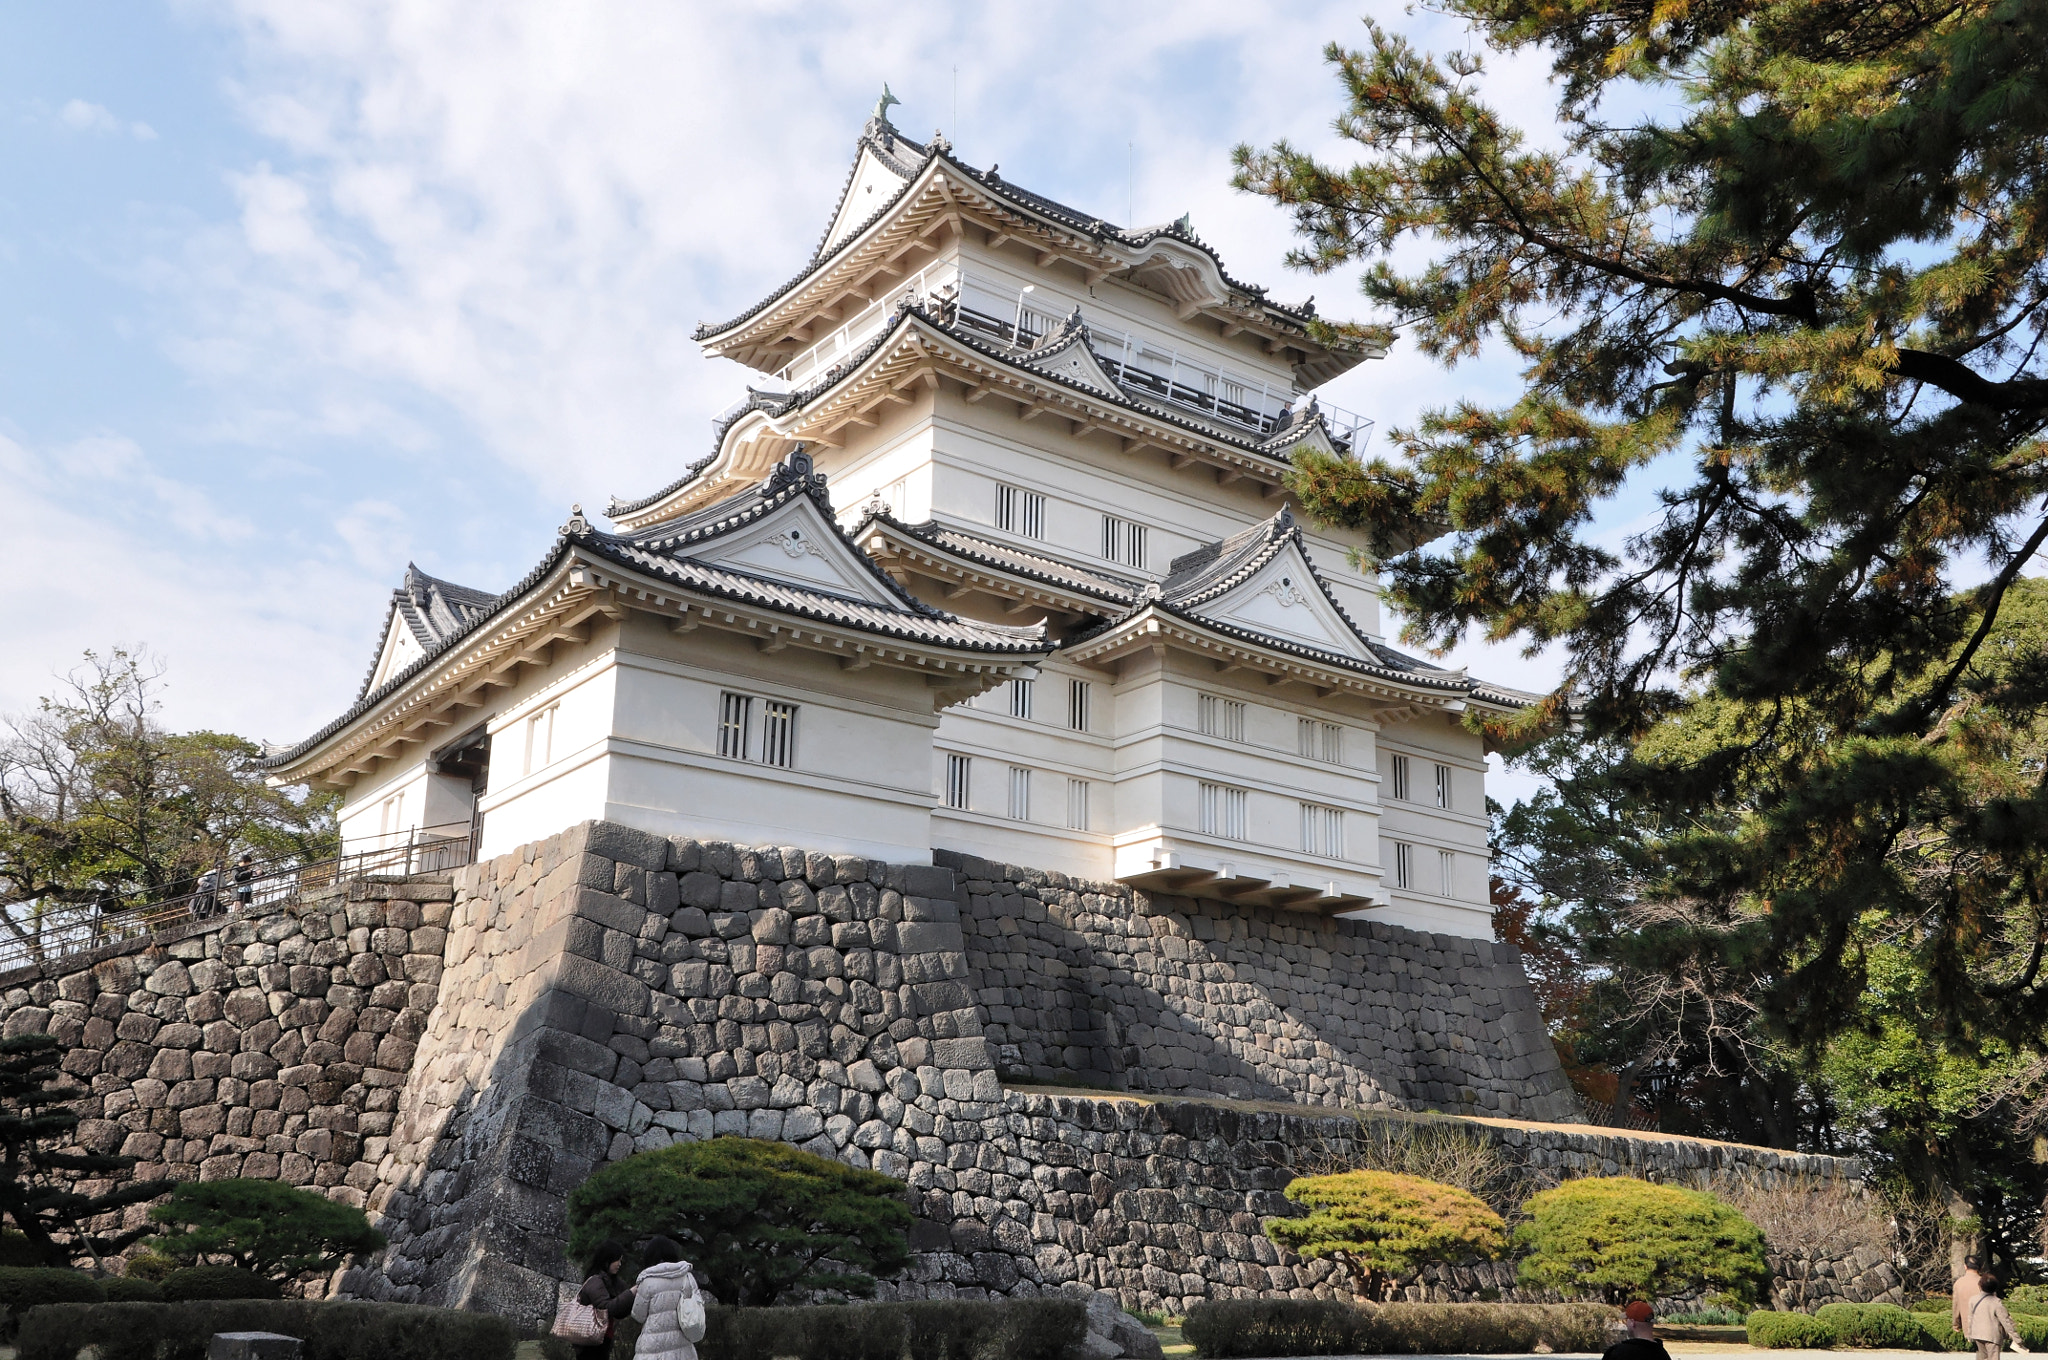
[264,94,1540,941]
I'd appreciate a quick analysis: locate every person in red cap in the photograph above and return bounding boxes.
[1602,1301,1670,1360]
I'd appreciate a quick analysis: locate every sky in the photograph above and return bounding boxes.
[1,1,1603,798]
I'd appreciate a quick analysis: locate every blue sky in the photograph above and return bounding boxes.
[3,2,1610,780]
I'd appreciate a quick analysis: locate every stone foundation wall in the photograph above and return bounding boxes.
[943,851,1576,1119]
[0,821,1903,1322]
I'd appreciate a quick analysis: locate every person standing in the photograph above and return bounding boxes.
[630,1236,706,1360]
[574,1239,636,1360]
[1966,1272,2031,1360]
[1601,1302,1671,1360]
[232,852,256,910]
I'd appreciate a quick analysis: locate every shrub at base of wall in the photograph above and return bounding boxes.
[609,1298,1089,1360]
[15,1299,516,1360]
[1181,1298,1618,1358]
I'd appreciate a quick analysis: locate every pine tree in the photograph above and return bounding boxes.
[0,1034,167,1266]
[1233,4,2048,1056]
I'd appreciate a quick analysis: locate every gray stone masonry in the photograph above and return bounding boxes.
[0,820,1902,1325]
[942,850,1577,1119]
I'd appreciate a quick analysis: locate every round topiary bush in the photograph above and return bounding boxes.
[159,1265,282,1301]
[1265,1170,1507,1299]
[1515,1177,1768,1304]
[1748,1310,1839,1349]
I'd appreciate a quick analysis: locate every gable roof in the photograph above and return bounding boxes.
[357,564,500,702]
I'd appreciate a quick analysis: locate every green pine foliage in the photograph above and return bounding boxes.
[1231,0,2048,1089]
[0,1035,166,1266]
[1264,1169,1507,1299]
[145,1180,384,1283]
[565,1136,912,1306]
[1514,1177,1768,1303]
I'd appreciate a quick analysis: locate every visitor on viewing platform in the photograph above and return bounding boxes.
[575,1238,637,1360]
[1602,1301,1670,1360]
[1967,1272,2030,1360]
[233,851,255,909]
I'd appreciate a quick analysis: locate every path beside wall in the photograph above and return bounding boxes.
[0,821,1898,1323]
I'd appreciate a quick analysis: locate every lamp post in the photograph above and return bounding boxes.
[1010,284,1035,348]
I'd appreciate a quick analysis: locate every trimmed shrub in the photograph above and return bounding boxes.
[1911,1296,1952,1314]
[160,1266,282,1301]
[0,1233,60,1268]
[0,1269,104,1341]
[1815,1303,1940,1350]
[610,1299,1085,1360]
[100,1276,162,1303]
[1516,1177,1769,1304]
[1911,1314,1974,1352]
[568,1137,913,1306]
[147,1179,385,1282]
[122,1252,177,1282]
[1746,1311,1837,1348]
[1180,1299,1615,1357]
[1265,1170,1507,1299]
[16,1299,516,1360]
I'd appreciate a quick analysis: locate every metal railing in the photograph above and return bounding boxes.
[776,259,962,389]
[0,821,474,975]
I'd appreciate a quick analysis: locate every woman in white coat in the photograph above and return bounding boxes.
[630,1236,707,1360]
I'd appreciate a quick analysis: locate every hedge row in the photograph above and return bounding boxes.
[1180,1299,1616,1357]
[609,1299,1087,1360]
[1747,1304,2048,1351]
[15,1300,515,1360]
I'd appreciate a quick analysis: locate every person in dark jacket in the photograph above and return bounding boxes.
[1602,1301,1671,1360]
[576,1239,637,1360]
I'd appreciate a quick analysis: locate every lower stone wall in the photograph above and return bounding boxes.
[944,851,1576,1119]
[0,820,1904,1321]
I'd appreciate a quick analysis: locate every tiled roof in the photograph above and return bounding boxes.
[351,564,501,703]
[605,389,798,519]
[264,451,1047,772]
[857,510,1145,604]
[693,121,1327,344]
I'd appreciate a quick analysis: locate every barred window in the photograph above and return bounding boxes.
[1393,840,1413,890]
[760,701,797,768]
[1008,766,1031,820]
[1434,763,1452,809]
[1389,753,1410,801]
[717,693,751,760]
[1199,694,1246,742]
[1439,850,1455,897]
[1067,678,1091,732]
[1066,778,1090,831]
[945,753,971,810]
[1009,677,1034,720]
[1200,782,1248,841]
[1300,803,1344,858]
[996,484,1045,538]
[1100,513,1147,567]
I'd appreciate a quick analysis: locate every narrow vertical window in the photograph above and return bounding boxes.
[1201,783,1248,840]
[760,701,798,768]
[1394,841,1413,890]
[524,705,557,775]
[1298,717,1316,759]
[945,754,971,810]
[1066,778,1089,831]
[996,483,1018,533]
[1199,696,1246,742]
[1100,514,1146,567]
[1434,763,1452,810]
[1439,850,1455,897]
[718,693,752,760]
[1008,766,1031,820]
[1390,753,1410,801]
[1067,679,1090,732]
[1322,723,1343,763]
[1021,490,1045,538]
[1009,677,1034,720]
[1301,804,1344,858]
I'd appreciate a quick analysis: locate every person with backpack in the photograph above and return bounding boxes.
[630,1236,706,1360]
[1967,1272,2032,1360]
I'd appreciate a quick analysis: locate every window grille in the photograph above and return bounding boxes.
[1008,766,1031,821]
[1439,850,1455,897]
[1300,803,1344,858]
[1199,695,1246,742]
[717,693,752,760]
[945,754,971,810]
[995,484,1044,537]
[1390,753,1410,801]
[1200,782,1248,840]
[1067,679,1091,732]
[760,701,797,768]
[1320,723,1343,762]
[1066,778,1090,831]
[1394,840,1413,890]
[1434,763,1452,809]
[1100,514,1147,567]
[1009,677,1034,720]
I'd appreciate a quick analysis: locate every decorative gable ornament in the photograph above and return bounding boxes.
[1020,308,1124,398]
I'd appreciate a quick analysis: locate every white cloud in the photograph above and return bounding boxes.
[59,98,157,140]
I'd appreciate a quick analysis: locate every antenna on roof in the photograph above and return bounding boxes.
[1127,142,1133,227]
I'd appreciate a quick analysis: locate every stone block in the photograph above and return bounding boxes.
[542,956,650,1019]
